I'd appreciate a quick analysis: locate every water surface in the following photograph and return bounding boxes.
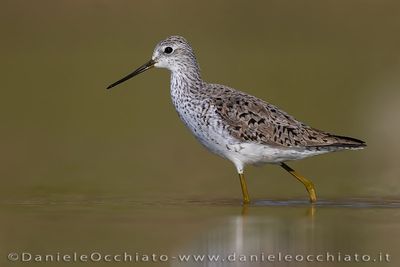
[1,197,398,266]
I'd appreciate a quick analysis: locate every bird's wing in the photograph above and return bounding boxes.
[209,85,363,148]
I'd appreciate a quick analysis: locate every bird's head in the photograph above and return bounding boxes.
[107,35,199,90]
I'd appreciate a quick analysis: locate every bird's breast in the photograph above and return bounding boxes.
[170,89,236,158]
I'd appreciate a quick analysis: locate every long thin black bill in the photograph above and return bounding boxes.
[106,59,155,89]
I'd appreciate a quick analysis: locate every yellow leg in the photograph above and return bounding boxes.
[280,162,317,203]
[238,173,250,204]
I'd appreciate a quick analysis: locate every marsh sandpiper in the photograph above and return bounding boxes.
[107,36,366,204]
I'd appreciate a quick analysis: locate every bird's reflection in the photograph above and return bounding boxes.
[171,197,400,266]
[171,201,316,267]
[241,202,316,217]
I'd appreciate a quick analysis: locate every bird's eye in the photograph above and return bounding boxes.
[164,47,173,54]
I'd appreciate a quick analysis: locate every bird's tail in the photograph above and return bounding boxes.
[323,134,366,150]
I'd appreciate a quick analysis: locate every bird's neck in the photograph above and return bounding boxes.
[170,66,203,95]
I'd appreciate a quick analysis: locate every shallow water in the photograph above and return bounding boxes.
[0,197,399,266]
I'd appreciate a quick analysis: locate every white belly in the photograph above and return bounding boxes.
[223,142,329,165]
[179,110,329,165]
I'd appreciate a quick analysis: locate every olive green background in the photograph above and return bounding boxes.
[1,1,400,266]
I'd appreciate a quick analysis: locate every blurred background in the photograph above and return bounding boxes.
[1,1,400,266]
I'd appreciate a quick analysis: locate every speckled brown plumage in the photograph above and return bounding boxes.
[207,84,365,150]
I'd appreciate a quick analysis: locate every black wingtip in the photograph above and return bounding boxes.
[330,134,367,148]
